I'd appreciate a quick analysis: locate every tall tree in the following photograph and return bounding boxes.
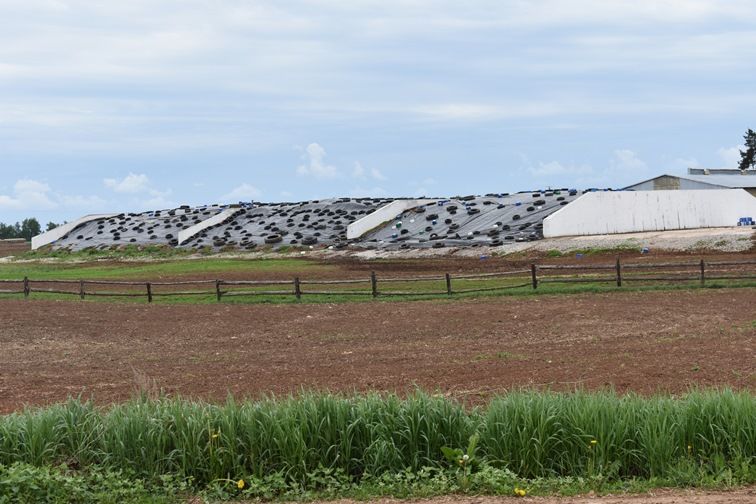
[20,218,41,241]
[738,128,756,171]
[0,223,16,239]
[0,219,50,240]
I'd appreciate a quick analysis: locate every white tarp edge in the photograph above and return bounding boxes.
[347,199,435,239]
[31,214,119,250]
[178,207,239,245]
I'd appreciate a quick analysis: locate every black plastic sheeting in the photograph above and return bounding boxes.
[361,190,580,249]
[49,189,584,251]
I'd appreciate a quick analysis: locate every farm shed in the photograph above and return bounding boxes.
[624,169,756,197]
[542,189,756,237]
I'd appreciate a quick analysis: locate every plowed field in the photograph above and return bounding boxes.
[1,288,753,414]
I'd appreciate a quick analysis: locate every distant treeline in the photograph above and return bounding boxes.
[0,218,60,241]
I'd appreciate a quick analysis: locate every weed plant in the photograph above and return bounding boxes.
[0,390,754,501]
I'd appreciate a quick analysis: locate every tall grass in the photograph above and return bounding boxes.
[0,390,753,488]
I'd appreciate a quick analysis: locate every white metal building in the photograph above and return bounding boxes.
[624,169,756,197]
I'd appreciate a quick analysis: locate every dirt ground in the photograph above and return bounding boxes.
[0,239,29,258]
[309,487,756,504]
[14,251,752,285]
[0,288,754,413]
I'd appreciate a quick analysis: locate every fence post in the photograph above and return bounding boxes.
[215,279,222,302]
[616,256,622,287]
[370,271,378,298]
[294,277,301,300]
[700,259,705,286]
[530,264,538,289]
[146,282,153,303]
[79,280,85,299]
[445,273,452,295]
[23,276,29,299]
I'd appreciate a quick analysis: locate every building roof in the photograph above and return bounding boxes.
[679,174,756,188]
[625,173,756,190]
[687,168,756,175]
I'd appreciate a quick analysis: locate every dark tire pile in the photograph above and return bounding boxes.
[52,205,226,251]
[180,197,393,250]
[361,189,581,249]
[48,189,587,251]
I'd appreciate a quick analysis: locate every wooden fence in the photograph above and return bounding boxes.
[0,257,754,302]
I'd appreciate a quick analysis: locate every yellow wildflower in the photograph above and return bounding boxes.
[237,479,246,489]
[590,439,598,445]
[514,487,527,497]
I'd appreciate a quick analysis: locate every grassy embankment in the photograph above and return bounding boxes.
[1,390,754,503]
[1,251,755,304]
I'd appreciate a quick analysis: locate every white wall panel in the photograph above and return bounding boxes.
[543,190,756,237]
[347,199,435,239]
[178,207,240,245]
[31,214,118,250]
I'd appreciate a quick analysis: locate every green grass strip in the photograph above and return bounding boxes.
[1,390,754,500]
[0,257,332,280]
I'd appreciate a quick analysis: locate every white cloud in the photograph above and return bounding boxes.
[352,161,387,181]
[410,177,438,197]
[102,172,175,209]
[524,149,650,188]
[717,146,743,168]
[671,157,700,171]
[412,102,561,122]
[528,160,592,177]
[13,178,51,195]
[570,149,649,188]
[103,173,151,194]
[219,183,262,202]
[610,149,648,172]
[370,167,387,181]
[0,179,56,210]
[138,194,176,210]
[58,194,108,208]
[0,178,107,211]
[573,149,650,188]
[2,0,756,210]
[349,186,387,198]
[352,161,365,179]
[296,143,338,178]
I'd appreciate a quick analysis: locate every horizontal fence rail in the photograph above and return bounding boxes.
[0,257,754,303]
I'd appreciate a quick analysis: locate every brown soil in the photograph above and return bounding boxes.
[0,239,29,258]
[31,251,756,284]
[333,249,756,272]
[304,487,756,504]
[1,288,754,413]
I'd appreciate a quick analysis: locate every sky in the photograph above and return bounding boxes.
[1,0,756,224]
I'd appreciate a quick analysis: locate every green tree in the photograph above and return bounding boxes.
[0,223,17,239]
[20,218,41,241]
[738,128,756,171]
[45,221,59,231]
